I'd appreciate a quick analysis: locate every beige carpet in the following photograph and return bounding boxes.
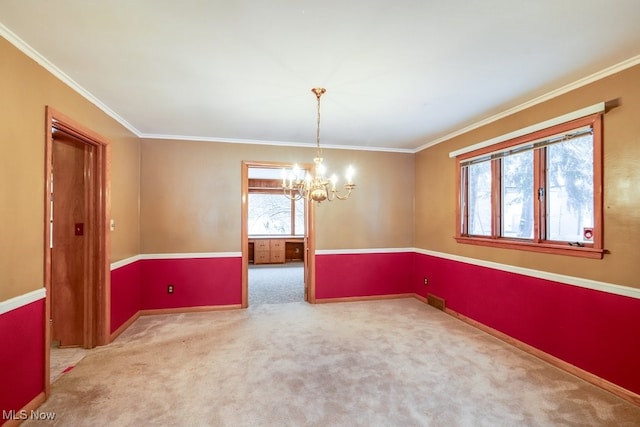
[29,299,640,426]
[49,347,88,383]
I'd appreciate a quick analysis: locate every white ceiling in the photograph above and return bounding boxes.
[2,1,640,152]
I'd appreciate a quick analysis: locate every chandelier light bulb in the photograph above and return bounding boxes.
[330,174,338,191]
[346,165,355,184]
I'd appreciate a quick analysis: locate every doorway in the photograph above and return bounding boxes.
[44,107,110,394]
[241,161,315,308]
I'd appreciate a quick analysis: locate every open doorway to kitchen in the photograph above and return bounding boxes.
[241,161,315,308]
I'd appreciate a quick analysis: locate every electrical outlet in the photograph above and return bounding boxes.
[168,284,174,294]
[424,277,429,286]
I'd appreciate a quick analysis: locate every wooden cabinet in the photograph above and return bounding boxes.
[251,239,285,264]
[270,240,285,263]
[254,240,270,264]
[249,238,302,264]
[285,241,304,261]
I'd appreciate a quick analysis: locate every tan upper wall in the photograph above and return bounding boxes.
[0,37,140,301]
[141,139,414,253]
[6,28,637,297]
[415,64,640,288]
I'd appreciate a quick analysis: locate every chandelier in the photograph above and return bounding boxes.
[282,88,356,203]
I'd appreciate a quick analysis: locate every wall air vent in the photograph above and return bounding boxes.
[427,294,446,311]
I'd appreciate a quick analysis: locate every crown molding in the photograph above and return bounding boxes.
[3,24,638,154]
[140,133,414,153]
[448,102,604,158]
[2,23,411,154]
[414,54,640,153]
[1,24,141,137]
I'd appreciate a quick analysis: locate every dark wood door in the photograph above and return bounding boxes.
[51,134,90,347]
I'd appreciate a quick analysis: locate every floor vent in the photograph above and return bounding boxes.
[427,294,446,311]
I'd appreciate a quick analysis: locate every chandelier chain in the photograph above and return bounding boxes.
[313,88,325,157]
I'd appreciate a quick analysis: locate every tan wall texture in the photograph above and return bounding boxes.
[415,64,640,289]
[5,29,638,299]
[140,139,414,253]
[0,37,140,301]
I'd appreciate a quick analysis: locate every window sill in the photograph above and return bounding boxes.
[454,236,604,259]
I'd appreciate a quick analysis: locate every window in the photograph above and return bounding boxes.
[248,193,304,235]
[455,113,603,258]
[248,179,304,236]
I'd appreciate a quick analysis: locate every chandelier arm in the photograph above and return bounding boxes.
[325,185,335,202]
[333,184,356,201]
[334,192,351,201]
[299,185,312,201]
[282,187,303,201]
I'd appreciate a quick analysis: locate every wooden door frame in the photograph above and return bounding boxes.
[241,160,316,308]
[44,107,111,396]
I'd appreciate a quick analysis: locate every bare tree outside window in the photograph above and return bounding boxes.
[501,150,534,239]
[248,193,304,236]
[468,160,492,236]
[546,135,593,242]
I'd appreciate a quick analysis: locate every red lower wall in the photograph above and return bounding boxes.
[315,252,414,299]
[413,252,640,395]
[110,256,242,332]
[0,299,44,423]
[110,261,142,334]
[140,257,242,309]
[107,251,640,397]
[3,251,636,420]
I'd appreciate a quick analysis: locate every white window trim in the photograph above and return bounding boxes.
[449,102,604,159]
